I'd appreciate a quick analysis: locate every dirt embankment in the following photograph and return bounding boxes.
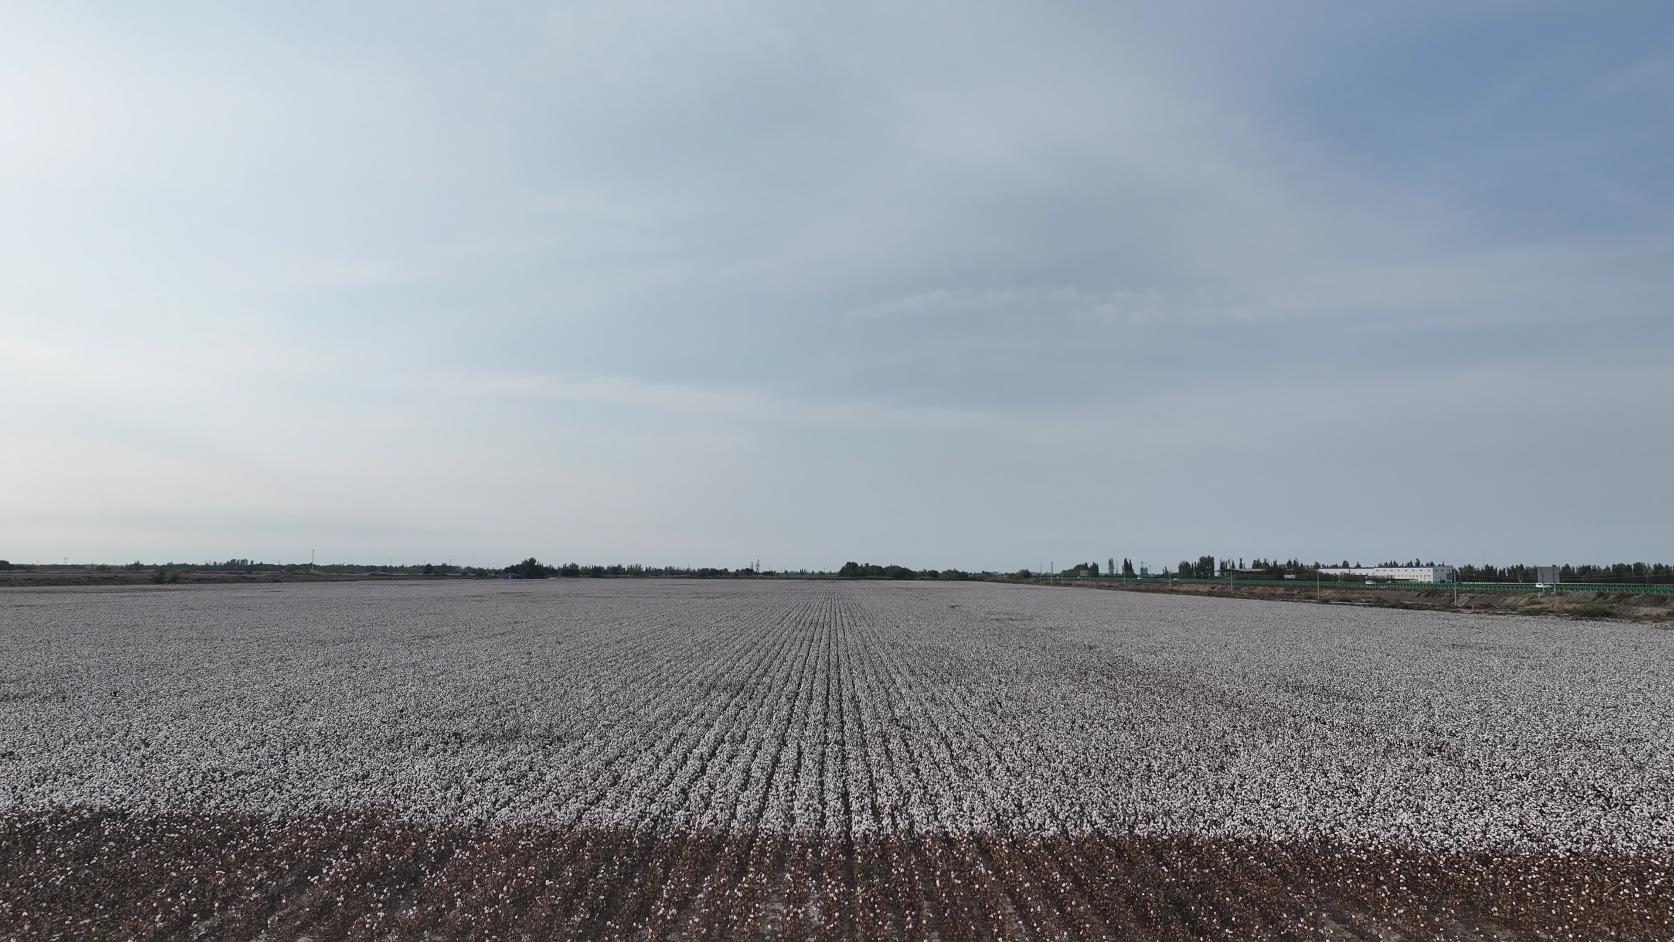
[1045,579,1674,623]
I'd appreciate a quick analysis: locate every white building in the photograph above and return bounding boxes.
[1319,565,1457,584]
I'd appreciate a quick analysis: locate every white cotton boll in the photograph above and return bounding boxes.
[2,579,1672,860]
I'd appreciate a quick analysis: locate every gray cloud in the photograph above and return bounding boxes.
[2,2,1670,568]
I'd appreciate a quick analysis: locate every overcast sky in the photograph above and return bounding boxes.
[3,2,1671,570]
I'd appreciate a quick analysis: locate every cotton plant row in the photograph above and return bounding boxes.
[14,811,1663,939]
[1,579,1671,854]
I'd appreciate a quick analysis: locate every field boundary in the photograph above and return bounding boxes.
[1018,575,1674,623]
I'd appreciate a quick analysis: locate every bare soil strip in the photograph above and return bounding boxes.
[1042,577,1674,623]
[2,810,1667,941]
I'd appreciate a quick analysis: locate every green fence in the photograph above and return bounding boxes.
[1039,575,1674,595]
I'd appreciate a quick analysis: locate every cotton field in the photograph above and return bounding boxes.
[2,580,1670,939]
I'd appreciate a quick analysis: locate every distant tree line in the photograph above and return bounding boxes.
[1455,561,1672,584]
[103,559,486,576]
[1029,555,1673,585]
[836,562,974,580]
[502,559,815,580]
[9,554,1668,586]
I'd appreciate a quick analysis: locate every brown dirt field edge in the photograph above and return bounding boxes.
[1038,579,1674,624]
[2,810,1668,941]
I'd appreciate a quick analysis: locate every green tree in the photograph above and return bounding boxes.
[507,557,553,579]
